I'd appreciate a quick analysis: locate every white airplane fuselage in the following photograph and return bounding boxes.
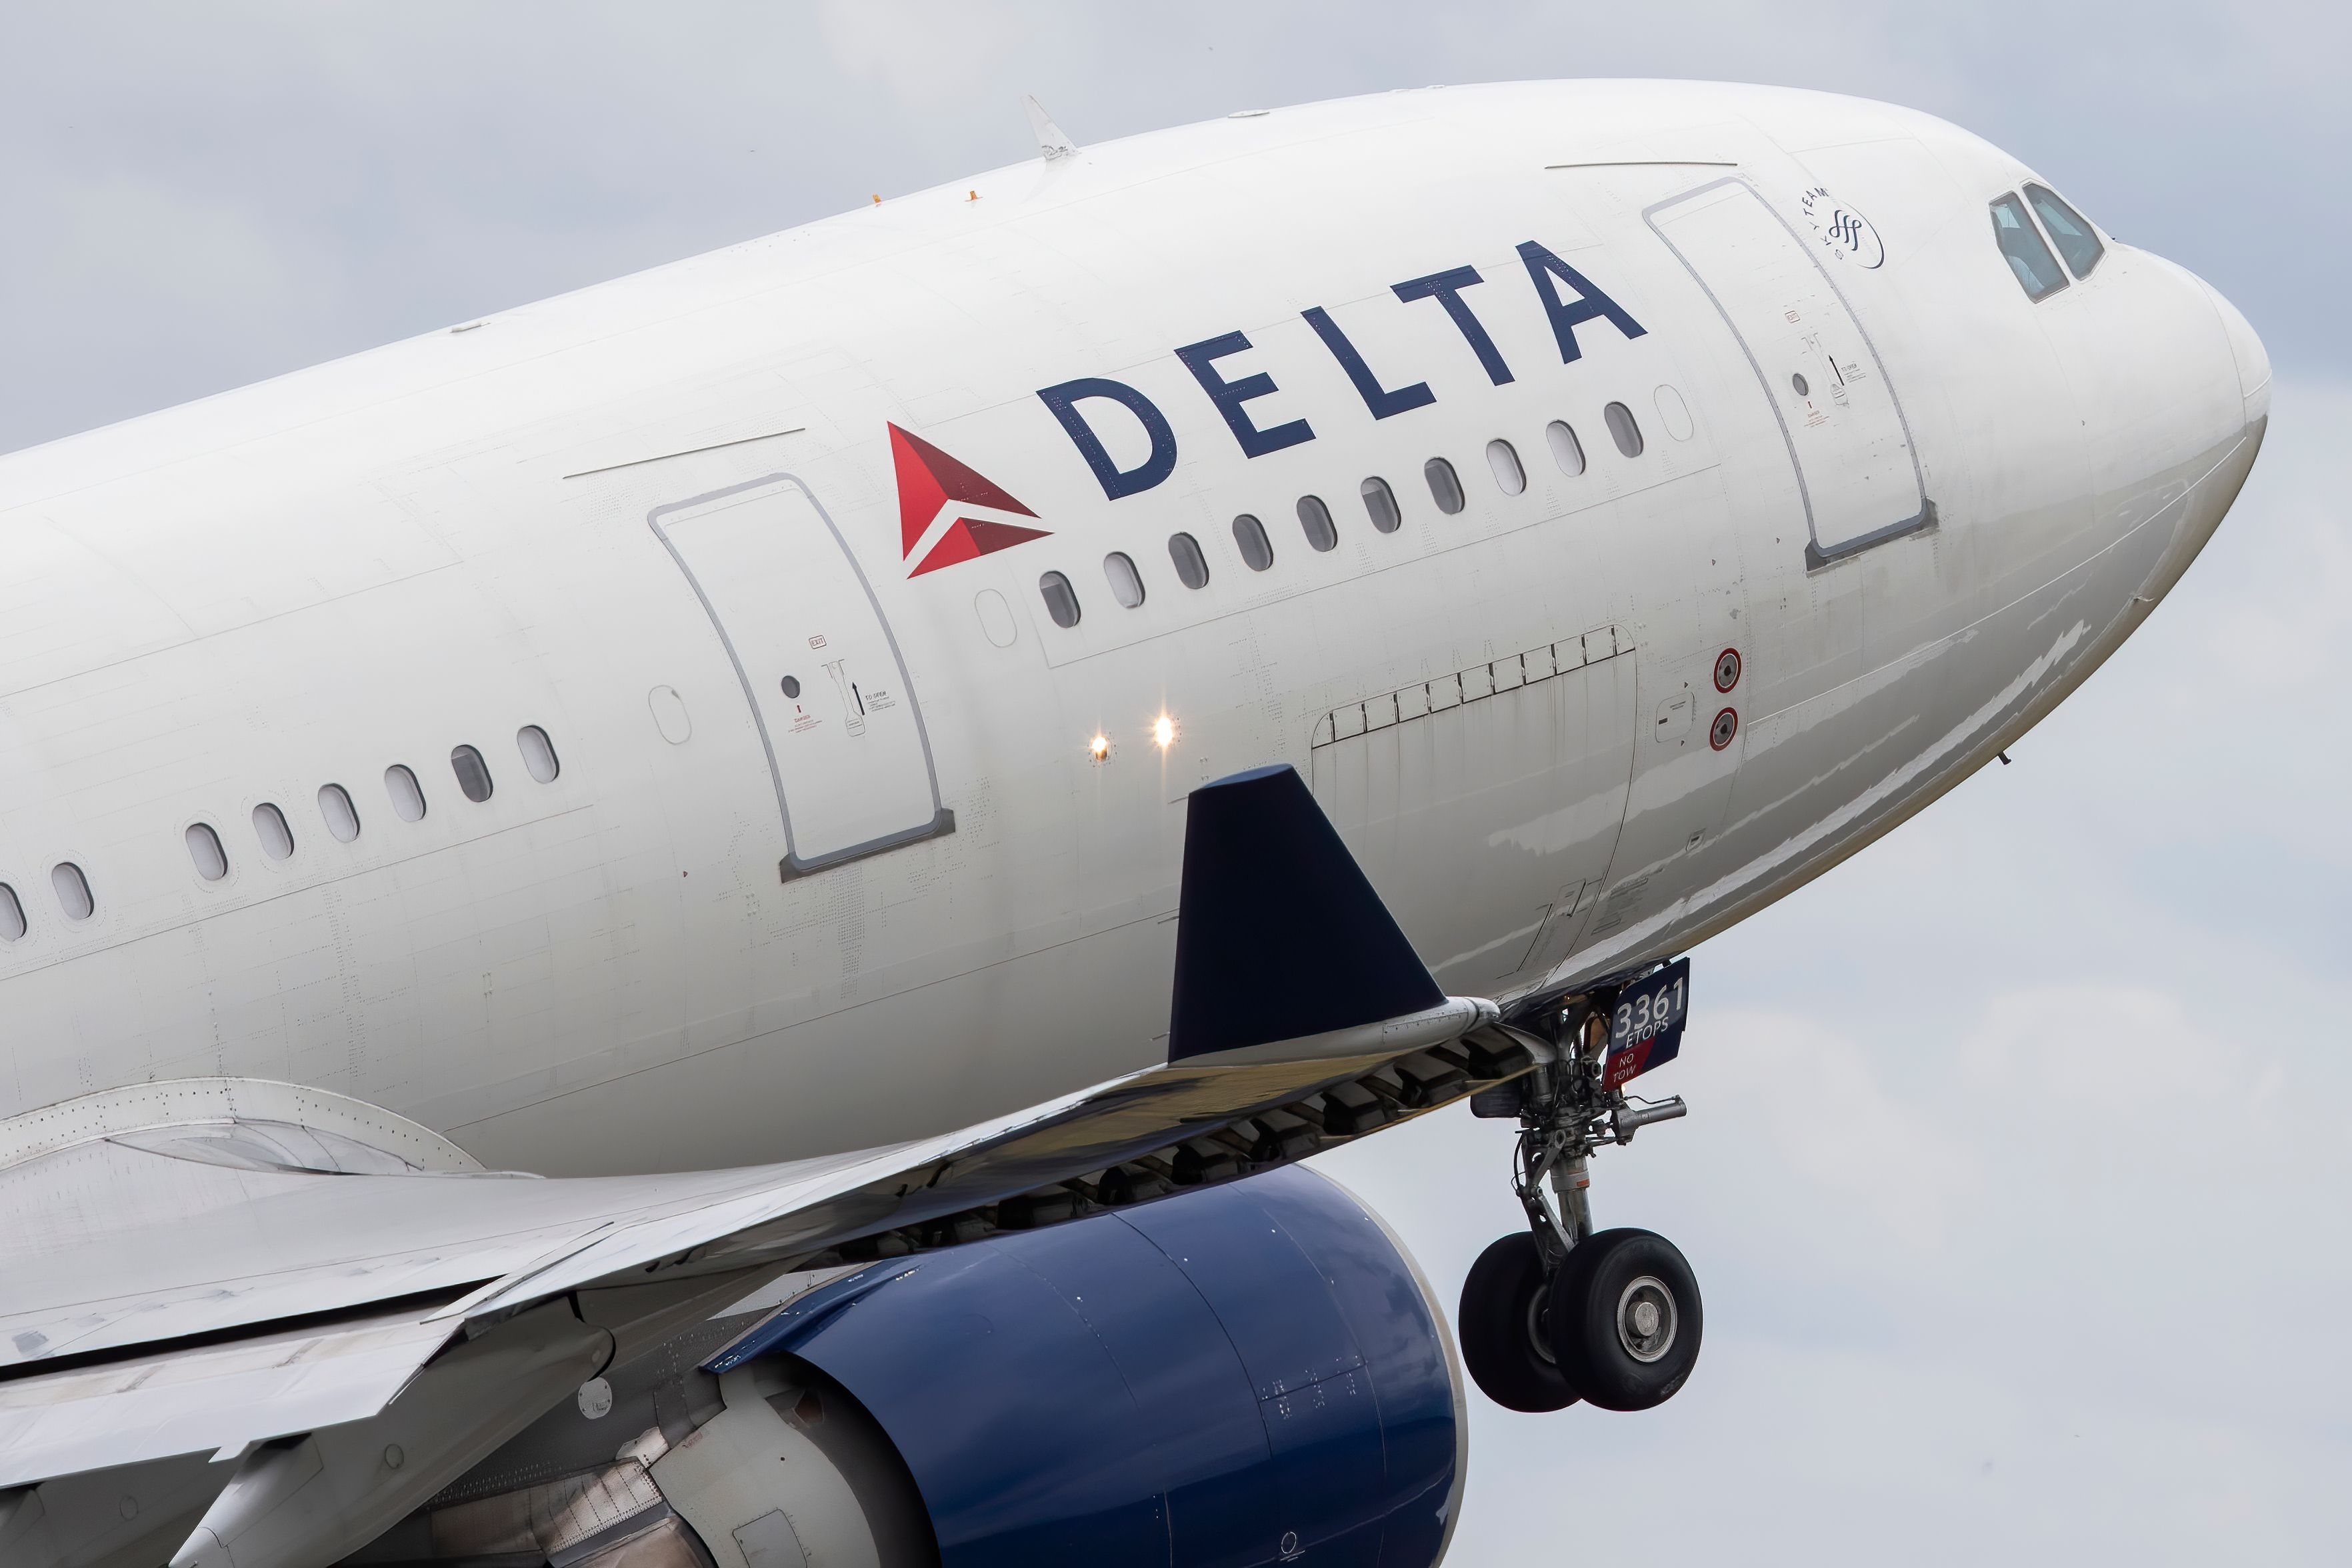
[0,82,2265,1177]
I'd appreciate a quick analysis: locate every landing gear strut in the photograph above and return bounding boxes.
[1458,972,1702,1413]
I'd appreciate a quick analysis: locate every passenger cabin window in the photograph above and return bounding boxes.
[253,802,295,859]
[1360,477,1401,533]
[2023,183,2103,279]
[185,823,228,881]
[1103,551,1146,609]
[386,763,427,822]
[0,883,21,941]
[1604,402,1645,458]
[1233,514,1275,571]
[1168,532,1211,589]
[1296,495,1338,552]
[51,863,93,921]
[1547,421,1586,476]
[451,745,494,803]
[1424,457,1465,515]
[1991,193,2067,300]
[1039,571,1082,628]
[319,783,361,841]
[1486,439,1526,495]
[516,727,560,784]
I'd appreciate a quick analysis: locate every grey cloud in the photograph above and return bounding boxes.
[1,1,2342,451]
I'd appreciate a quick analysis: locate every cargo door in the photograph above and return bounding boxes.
[651,474,952,877]
[1646,177,1931,565]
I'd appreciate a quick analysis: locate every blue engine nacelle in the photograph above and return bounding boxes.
[707,1164,1466,1567]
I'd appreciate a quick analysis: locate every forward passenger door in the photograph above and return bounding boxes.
[650,474,954,878]
[1645,178,1931,567]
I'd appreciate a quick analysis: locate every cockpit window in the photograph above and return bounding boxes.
[1990,193,2067,301]
[2023,183,2103,279]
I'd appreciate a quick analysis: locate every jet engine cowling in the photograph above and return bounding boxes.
[649,1164,1467,1568]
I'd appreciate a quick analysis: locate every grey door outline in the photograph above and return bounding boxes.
[649,471,955,880]
[1645,176,1935,569]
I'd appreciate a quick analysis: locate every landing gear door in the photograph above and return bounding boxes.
[1646,178,1931,566]
[651,475,952,877]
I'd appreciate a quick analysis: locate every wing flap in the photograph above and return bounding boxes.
[0,1138,879,1371]
[0,1308,459,1489]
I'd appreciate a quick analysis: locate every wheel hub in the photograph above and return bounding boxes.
[1526,1282,1559,1366]
[1615,1275,1677,1362]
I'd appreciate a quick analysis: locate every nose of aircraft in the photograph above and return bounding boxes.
[2121,257,2269,604]
[2203,277,2273,431]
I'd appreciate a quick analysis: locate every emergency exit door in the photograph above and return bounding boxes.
[1647,177,1932,565]
[651,474,951,877]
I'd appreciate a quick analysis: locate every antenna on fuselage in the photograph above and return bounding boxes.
[1023,95,1077,161]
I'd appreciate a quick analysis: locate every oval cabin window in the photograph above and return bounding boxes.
[319,783,361,842]
[51,863,93,921]
[1038,571,1082,629]
[386,764,427,822]
[1103,552,1146,609]
[1167,532,1210,589]
[1233,514,1274,572]
[1486,439,1527,495]
[0,883,22,941]
[185,823,229,881]
[1296,495,1338,552]
[1604,401,1645,458]
[451,745,495,803]
[1359,477,1401,534]
[253,803,295,860]
[1424,457,1465,515]
[1546,421,1586,477]
[516,726,561,784]
[1653,383,1695,441]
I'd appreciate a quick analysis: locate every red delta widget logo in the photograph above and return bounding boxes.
[889,423,1051,577]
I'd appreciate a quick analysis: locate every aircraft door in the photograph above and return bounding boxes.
[651,474,953,877]
[1647,178,1931,566]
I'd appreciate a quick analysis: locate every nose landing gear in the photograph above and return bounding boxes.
[1457,965,1701,1413]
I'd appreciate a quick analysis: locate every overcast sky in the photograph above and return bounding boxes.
[3,5,2343,1563]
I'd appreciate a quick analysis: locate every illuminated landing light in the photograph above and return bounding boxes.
[1088,733,1111,763]
[1153,715,1177,750]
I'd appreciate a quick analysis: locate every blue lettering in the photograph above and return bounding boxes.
[1036,377,1178,499]
[1517,241,1647,363]
[1302,306,1435,420]
[1391,265,1513,386]
[1175,331,1315,459]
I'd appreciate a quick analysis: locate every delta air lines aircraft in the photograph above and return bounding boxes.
[0,80,2266,1568]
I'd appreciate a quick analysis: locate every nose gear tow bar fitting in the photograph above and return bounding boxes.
[1456,962,1703,1415]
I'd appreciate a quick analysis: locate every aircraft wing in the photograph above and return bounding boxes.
[0,766,1539,1519]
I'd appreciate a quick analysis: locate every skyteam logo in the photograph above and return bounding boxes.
[1799,186,1886,269]
[889,422,1051,577]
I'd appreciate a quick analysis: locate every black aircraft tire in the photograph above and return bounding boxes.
[1548,1227,1703,1411]
[1458,1233,1579,1413]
